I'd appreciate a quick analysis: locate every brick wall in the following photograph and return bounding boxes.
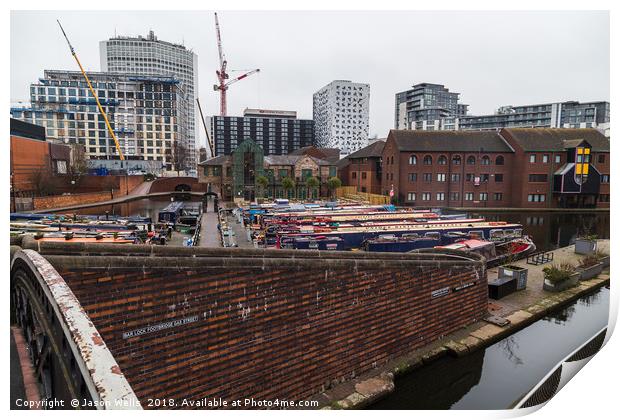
[33,191,114,210]
[31,176,144,210]
[149,177,208,193]
[342,158,383,195]
[50,251,487,406]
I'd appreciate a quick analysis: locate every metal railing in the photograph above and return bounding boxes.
[527,250,554,265]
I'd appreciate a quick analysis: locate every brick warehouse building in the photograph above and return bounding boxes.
[337,140,385,195]
[381,128,609,209]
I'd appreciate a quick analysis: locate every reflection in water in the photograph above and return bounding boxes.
[370,350,485,410]
[53,197,203,221]
[461,211,609,252]
[498,336,524,367]
[369,287,609,410]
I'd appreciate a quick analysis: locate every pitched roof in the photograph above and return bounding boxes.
[264,155,301,166]
[198,155,231,166]
[500,128,609,152]
[289,146,341,163]
[388,130,513,153]
[347,140,386,159]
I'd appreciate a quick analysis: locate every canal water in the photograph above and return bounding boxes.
[55,196,204,221]
[460,210,609,252]
[369,286,610,410]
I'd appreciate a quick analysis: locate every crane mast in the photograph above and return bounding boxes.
[196,98,215,158]
[213,12,260,117]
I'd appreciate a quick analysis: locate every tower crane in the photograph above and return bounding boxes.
[213,12,260,116]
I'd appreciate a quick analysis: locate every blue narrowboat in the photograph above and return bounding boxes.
[158,201,185,224]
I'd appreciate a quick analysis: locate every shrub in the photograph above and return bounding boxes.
[579,234,598,241]
[579,255,600,269]
[543,263,576,285]
[594,250,609,260]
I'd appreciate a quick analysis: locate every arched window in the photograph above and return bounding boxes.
[452,155,461,165]
[408,155,417,165]
[495,155,505,165]
[438,155,448,165]
[481,155,490,165]
[423,155,432,165]
[467,155,476,165]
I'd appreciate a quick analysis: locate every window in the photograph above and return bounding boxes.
[352,172,357,179]
[408,173,417,182]
[436,192,445,201]
[599,194,610,202]
[56,161,67,174]
[481,155,490,165]
[495,174,504,182]
[542,154,549,163]
[495,155,505,165]
[465,192,474,201]
[598,155,606,164]
[452,155,461,165]
[451,173,460,182]
[494,192,503,201]
[437,173,446,182]
[407,192,416,202]
[555,155,561,164]
[213,166,221,176]
[527,194,546,202]
[480,174,490,182]
[423,155,432,165]
[361,172,367,180]
[466,173,474,182]
[438,155,448,165]
[601,174,610,183]
[528,174,548,182]
[423,173,432,182]
[450,192,459,201]
[408,155,417,165]
[421,192,431,201]
[479,192,488,201]
[279,169,288,179]
[529,154,536,163]
[467,155,476,165]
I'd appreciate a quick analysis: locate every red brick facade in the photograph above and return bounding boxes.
[149,176,209,193]
[52,249,487,406]
[382,129,610,209]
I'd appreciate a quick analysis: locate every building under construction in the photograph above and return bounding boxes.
[100,31,199,169]
[11,70,189,173]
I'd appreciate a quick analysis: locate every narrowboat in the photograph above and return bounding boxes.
[275,220,523,250]
[158,201,185,224]
[433,237,536,267]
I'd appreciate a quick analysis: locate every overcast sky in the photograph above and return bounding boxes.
[11,10,609,147]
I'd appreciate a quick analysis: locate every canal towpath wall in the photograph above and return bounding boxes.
[319,241,610,409]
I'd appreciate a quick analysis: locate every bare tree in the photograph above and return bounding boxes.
[172,140,189,175]
[30,167,56,196]
[68,144,89,189]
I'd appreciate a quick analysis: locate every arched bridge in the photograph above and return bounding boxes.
[148,177,209,194]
